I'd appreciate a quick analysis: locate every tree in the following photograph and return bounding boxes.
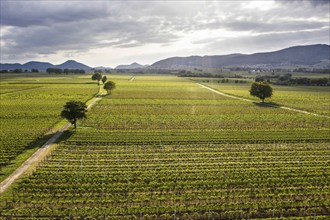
[46,68,62,74]
[60,101,87,129]
[103,81,116,94]
[249,81,273,103]
[102,75,107,84]
[92,72,102,85]
[13,69,23,73]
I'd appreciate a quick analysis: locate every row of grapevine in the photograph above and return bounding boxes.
[1,75,329,219]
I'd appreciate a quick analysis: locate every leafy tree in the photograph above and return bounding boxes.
[249,81,273,103]
[13,69,23,73]
[60,101,87,129]
[94,70,103,74]
[102,75,107,84]
[46,68,62,74]
[255,75,266,82]
[103,81,116,94]
[92,72,102,85]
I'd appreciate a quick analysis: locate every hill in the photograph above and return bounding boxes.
[94,66,113,70]
[1,44,329,72]
[55,60,91,70]
[115,62,146,69]
[151,44,330,69]
[0,60,92,71]
[23,61,54,70]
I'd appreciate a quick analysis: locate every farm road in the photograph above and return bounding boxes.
[0,93,103,194]
[129,75,136,82]
[198,83,330,119]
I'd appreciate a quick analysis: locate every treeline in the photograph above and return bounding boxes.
[282,77,329,86]
[46,68,86,74]
[256,74,329,86]
[0,69,39,73]
[116,69,175,75]
[178,70,243,78]
[202,78,248,84]
[293,68,330,74]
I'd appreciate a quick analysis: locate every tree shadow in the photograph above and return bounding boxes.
[85,82,98,84]
[253,101,282,108]
[0,130,75,173]
[53,130,74,144]
[27,129,75,149]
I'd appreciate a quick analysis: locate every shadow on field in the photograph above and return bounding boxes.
[0,130,74,172]
[26,129,74,150]
[26,133,56,150]
[54,130,74,144]
[253,102,282,108]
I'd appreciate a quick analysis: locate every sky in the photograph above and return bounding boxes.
[1,0,329,68]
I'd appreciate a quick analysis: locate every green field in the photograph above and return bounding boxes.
[0,75,99,181]
[0,74,329,219]
[193,77,330,116]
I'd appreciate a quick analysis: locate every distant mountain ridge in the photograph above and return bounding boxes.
[115,62,146,69]
[151,44,330,69]
[1,44,329,71]
[0,60,92,71]
[56,60,91,70]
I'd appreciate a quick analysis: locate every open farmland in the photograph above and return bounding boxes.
[0,75,329,219]
[0,75,99,181]
[193,78,330,117]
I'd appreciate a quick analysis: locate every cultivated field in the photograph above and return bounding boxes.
[0,74,329,219]
[194,78,330,116]
[0,75,99,181]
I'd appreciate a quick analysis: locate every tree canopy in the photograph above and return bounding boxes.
[92,72,102,85]
[60,101,87,128]
[103,81,116,94]
[250,81,273,103]
[102,75,107,84]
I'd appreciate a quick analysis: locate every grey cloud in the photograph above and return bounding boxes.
[276,0,330,7]
[221,20,329,33]
[0,1,108,27]
[1,1,329,63]
[274,0,330,14]
[1,10,180,62]
[204,27,330,55]
[194,1,329,33]
[0,1,183,60]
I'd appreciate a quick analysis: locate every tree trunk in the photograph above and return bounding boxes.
[73,119,77,129]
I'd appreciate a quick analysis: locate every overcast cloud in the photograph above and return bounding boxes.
[0,0,329,67]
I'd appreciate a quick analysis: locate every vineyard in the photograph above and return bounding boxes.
[0,75,99,181]
[0,75,329,219]
[193,78,330,116]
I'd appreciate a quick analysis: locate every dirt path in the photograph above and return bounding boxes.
[198,83,330,118]
[129,75,136,82]
[87,93,103,109]
[0,93,103,194]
